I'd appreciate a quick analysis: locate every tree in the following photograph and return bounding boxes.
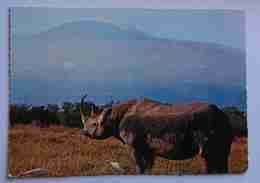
[61,102,81,127]
[62,102,73,113]
[46,104,60,124]
[47,104,59,113]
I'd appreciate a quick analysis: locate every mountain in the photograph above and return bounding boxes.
[14,20,151,41]
[11,20,246,110]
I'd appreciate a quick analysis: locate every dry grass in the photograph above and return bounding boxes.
[8,124,248,177]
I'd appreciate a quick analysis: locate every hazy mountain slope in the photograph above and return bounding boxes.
[11,20,246,109]
[14,20,151,41]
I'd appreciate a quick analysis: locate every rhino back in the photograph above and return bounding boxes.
[119,98,211,136]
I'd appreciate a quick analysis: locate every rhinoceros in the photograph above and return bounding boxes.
[80,95,233,174]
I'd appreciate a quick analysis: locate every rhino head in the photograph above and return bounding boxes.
[80,94,114,139]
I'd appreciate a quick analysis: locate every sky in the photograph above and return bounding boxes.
[10,8,246,109]
[12,8,245,50]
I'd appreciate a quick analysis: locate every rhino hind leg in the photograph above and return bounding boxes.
[201,105,233,174]
[203,135,231,174]
[205,148,229,174]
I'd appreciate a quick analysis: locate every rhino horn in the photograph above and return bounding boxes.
[80,94,88,125]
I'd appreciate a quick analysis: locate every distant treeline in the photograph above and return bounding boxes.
[9,102,247,137]
[9,100,114,128]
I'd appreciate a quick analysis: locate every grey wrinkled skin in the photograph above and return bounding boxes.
[80,96,233,174]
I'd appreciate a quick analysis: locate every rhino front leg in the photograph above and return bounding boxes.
[120,128,154,174]
[132,141,154,174]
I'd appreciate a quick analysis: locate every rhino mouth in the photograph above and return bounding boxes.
[80,129,109,140]
[80,129,92,137]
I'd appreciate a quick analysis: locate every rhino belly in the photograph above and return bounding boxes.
[149,133,200,160]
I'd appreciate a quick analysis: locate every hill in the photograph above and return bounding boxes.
[12,20,246,109]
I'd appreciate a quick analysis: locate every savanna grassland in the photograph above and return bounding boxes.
[8,124,248,177]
